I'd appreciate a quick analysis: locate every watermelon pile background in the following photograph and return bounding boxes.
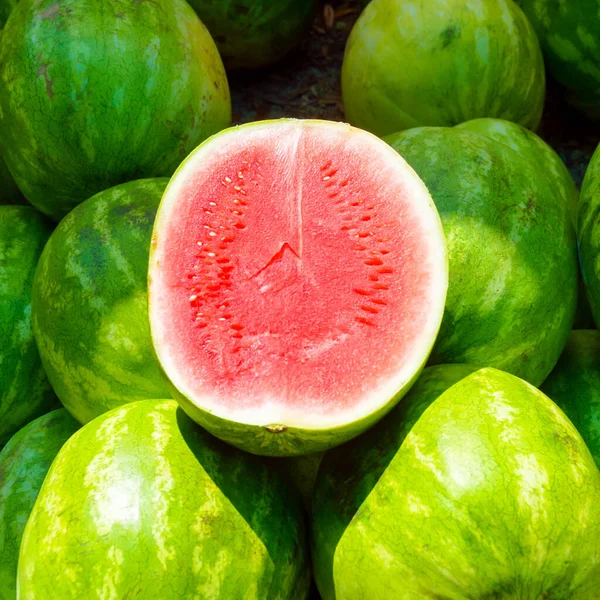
[2,0,600,598]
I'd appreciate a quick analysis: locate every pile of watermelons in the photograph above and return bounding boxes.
[2,0,600,598]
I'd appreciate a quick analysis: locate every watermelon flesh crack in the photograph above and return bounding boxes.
[149,119,447,455]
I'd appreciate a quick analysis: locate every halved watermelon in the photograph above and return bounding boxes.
[149,119,447,456]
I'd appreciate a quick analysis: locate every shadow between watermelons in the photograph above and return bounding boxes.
[311,365,478,600]
[175,407,311,598]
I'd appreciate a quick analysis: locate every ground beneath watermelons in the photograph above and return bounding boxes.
[229,0,599,188]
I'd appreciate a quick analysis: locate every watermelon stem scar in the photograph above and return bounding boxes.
[149,119,448,456]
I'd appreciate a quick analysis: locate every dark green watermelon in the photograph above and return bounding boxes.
[0,0,231,220]
[385,124,577,386]
[541,330,600,467]
[186,0,316,70]
[578,143,600,327]
[0,154,24,205]
[0,206,57,447]
[517,0,600,119]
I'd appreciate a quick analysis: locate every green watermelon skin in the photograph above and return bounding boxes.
[0,0,231,221]
[312,366,600,600]
[18,400,310,599]
[578,144,600,327]
[541,330,600,467]
[455,118,578,222]
[342,0,545,136]
[0,206,57,446]
[32,179,172,426]
[186,0,316,70]
[385,126,577,386]
[0,409,79,600]
[516,0,600,119]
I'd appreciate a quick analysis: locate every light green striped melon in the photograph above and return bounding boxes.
[312,366,600,599]
[32,179,172,425]
[455,118,578,221]
[342,0,545,136]
[18,400,310,599]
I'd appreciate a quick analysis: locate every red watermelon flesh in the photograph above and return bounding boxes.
[149,119,447,455]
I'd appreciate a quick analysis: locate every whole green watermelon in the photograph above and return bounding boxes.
[342,0,545,136]
[18,400,310,599]
[0,409,79,600]
[32,179,172,425]
[385,124,577,385]
[516,0,600,119]
[0,0,231,221]
[186,0,316,70]
[578,144,600,326]
[312,366,600,599]
[0,206,57,446]
[541,330,600,467]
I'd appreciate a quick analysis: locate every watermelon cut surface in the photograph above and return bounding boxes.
[149,119,448,456]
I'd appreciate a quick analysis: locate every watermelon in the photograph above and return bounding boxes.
[0,206,57,447]
[454,116,597,328]
[0,0,231,221]
[455,118,578,222]
[18,400,310,599]
[342,0,545,137]
[149,119,448,457]
[186,0,316,70]
[516,1,600,119]
[312,366,600,599]
[578,144,600,326]
[541,330,600,467]
[0,409,79,600]
[32,179,172,426]
[385,124,577,386]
